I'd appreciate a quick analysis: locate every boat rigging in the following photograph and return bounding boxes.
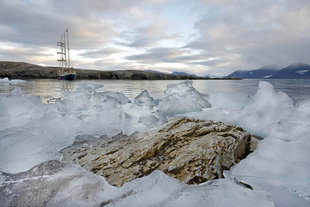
[57,29,76,80]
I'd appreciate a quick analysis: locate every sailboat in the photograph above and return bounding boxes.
[57,29,76,80]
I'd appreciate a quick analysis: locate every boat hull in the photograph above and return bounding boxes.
[58,73,76,80]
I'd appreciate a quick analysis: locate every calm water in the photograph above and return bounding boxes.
[0,79,310,103]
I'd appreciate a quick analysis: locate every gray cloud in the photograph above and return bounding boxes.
[0,0,309,76]
[126,47,214,65]
[0,0,116,49]
[79,48,124,58]
[124,24,179,48]
[191,58,228,67]
[127,47,188,63]
[185,0,310,75]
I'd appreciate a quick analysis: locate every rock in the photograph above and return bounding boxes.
[61,118,257,187]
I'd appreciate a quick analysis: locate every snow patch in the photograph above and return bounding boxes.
[263,75,273,78]
[296,70,309,75]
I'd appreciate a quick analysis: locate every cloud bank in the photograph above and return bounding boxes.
[0,0,309,76]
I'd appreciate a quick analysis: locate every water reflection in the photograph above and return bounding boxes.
[0,79,77,103]
[95,80,184,99]
[1,79,310,103]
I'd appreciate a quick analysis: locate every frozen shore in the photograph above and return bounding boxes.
[0,79,309,206]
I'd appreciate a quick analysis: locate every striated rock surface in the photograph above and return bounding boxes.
[61,118,257,187]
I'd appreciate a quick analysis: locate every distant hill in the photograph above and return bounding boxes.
[0,61,235,80]
[226,63,310,79]
[271,63,310,79]
[172,71,197,77]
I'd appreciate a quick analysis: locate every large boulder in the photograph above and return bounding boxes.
[61,118,257,187]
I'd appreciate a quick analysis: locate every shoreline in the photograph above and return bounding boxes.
[0,61,241,80]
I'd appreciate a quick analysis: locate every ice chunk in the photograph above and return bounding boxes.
[57,87,151,137]
[102,91,131,104]
[236,81,294,136]
[0,88,50,130]
[232,100,310,204]
[0,160,118,207]
[0,95,78,173]
[157,81,211,121]
[122,103,158,130]
[185,81,294,137]
[0,128,61,173]
[57,89,131,118]
[73,134,99,144]
[1,163,275,207]
[208,92,250,110]
[94,170,274,207]
[0,87,140,173]
[0,77,9,82]
[76,81,103,91]
[134,90,157,106]
[138,114,159,127]
[0,77,26,84]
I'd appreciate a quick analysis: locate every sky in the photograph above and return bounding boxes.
[0,0,310,76]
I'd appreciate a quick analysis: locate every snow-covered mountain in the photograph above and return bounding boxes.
[226,63,310,79]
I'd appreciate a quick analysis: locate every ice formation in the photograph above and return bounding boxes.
[0,81,212,173]
[0,77,9,82]
[186,81,294,137]
[236,81,294,136]
[134,90,157,106]
[0,77,26,84]
[0,80,309,206]
[231,99,310,204]
[157,81,212,121]
[0,161,274,207]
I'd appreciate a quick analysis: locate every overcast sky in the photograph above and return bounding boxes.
[0,0,309,76]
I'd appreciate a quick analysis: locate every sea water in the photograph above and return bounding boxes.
[0,78,309,207]
[1,79,310,102]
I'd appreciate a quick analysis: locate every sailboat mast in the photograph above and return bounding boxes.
[57,29,76,80]
[60,35,64,69]
[66,29,71,68]
[59,36,62,69]
[63,32,67,69]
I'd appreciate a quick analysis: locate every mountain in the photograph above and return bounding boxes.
[226,65,280,79]
[172,71,197,77]
[271,63,310,79]
[226,63,310,79]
